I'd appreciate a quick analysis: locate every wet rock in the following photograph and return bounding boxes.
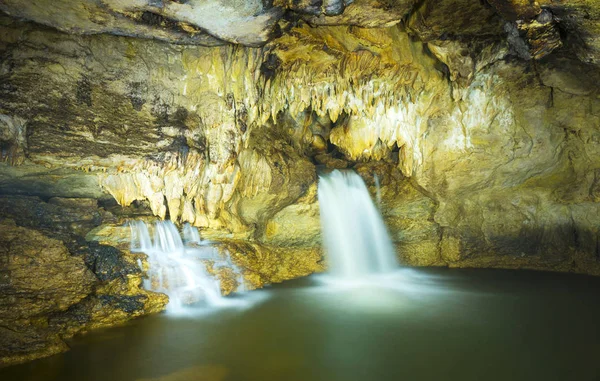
[96,295,146,315]
[262,183,321,247]
[0,196,167,366]
[83,241,141,282]
[0,114,27,165]
[0,195,109,238]
[90,218,322,292]
[52,291,167,336]
[0,326,68,368]
[0,220,95,320]
[224,241,324,288]
[1,14,600,280]
[0,220,95,366]
[539,57,598,95]
[314,153,349,169]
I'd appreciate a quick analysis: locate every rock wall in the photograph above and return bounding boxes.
[0,196,167,366]
[3,14,599,274]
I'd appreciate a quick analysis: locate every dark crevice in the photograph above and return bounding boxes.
[260,53,282,81]
[140,11,179,29]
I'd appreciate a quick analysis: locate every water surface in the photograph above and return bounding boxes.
[3,268,600,381]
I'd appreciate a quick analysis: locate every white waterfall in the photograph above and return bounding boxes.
[130,220,245,314]
[318,170,398,278]
[182,223,202,245]
[374,173,382,207]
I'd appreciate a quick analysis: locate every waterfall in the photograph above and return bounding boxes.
[318,170,398,278]
[182,223,203,245]
[130,220,245,313]
[374,173,382,207]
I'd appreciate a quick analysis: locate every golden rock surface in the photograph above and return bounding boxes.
[1,13,600,275]
[0,198,168,367]
[0,220,94,365]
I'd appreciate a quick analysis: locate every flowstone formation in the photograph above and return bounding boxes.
[2,0,600,366]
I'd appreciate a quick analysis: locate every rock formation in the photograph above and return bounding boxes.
[1,0,600,366]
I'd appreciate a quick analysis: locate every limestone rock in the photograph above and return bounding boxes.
[261,183,321,247]
[0,0,279,46]
[0,220,95,365]
[0,114,26,165]
[0,196,168,366]
[539,57,598,96]
[300,0,417,28]
[406,0,505,42]
[490,0,600,64]
[0,163,106,199]
[0,195,111,237]
[0,220,95,320]
[487,0,542,21]
[2,0,600,69]
[2,14,600,280]
[89,218,323,291]
[224,242,324,288]
[355,163,442,266]
[52,285,168,338]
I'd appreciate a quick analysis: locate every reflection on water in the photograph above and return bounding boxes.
[3,268,600,381]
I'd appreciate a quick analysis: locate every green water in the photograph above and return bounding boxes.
[3,268,600,381]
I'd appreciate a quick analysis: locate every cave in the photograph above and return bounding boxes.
[1,0,600,379]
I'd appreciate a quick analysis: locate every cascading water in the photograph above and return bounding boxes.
[318,170,398,278]
[374,173,382,207]
[182,223,202,244]
[130,220,246,314]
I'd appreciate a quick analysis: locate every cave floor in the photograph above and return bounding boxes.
[2,268,600,381]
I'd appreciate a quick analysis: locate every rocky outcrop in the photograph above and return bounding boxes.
[0,196,168,366]
[0,221,94,365]
[2,0,600,65]
[0,0,277,46]
[0,114,26,165]
[0,0,414,47]
[487,0,600,63]
[1,12,600,275]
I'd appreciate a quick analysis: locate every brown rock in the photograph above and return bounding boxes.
[0,220,95,365]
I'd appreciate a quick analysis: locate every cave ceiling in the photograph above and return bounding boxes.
[0,0,599,64]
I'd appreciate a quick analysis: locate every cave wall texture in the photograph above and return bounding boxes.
[1,0,600,366]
